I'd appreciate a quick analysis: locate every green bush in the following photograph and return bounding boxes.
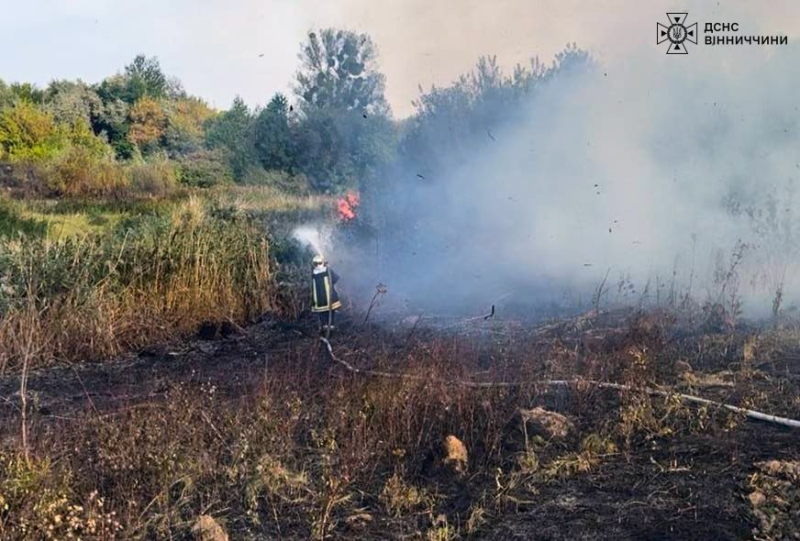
[66,117,112,158]
[0,102,67,162]
[175,149,232,188]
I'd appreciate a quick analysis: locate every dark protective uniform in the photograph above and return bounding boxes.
[311,265,341,327]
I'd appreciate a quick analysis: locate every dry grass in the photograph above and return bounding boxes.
[211,185,333,215]
[1,247,799,540]
[2,306,793,540]
[17,209,125,239]
[0,351,531,539]
[0,197,274,374]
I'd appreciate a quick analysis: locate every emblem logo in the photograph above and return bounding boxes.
[657,13,698,54]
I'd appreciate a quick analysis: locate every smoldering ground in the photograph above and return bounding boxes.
[321,34,800,320]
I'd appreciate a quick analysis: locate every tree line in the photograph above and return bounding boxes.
[0,28,591,197]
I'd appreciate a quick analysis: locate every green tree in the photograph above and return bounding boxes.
[92,56,187,159]
[294,28,389,115]
[90,91,133,159]
[0,79,12,108]
[0,101,66,161]
[293,108,348,190]
[96,74,135,105]
[44,80,103,128]
[95,55,171,106]
[293,107,395,193]
[204,96,256,180]
[8,83,45,105]
[292,29,395,192]
[253,93,294,171]
[401,45,592,176]
[163,96,215,156]
[124,55,169,101]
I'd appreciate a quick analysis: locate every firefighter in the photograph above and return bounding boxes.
[311,254,341,331]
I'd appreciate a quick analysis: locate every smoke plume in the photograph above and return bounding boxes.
[322,3,800,321]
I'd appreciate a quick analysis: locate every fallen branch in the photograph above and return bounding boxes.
[319,338,800,430]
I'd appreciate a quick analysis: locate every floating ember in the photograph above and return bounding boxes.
[337,191,360,221]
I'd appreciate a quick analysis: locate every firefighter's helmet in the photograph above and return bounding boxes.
[312,254,325,266]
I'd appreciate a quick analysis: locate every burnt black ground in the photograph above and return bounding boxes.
[1,311,799,540]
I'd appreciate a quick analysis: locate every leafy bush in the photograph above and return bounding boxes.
[175,149,232,188]
[0,102,67,162]
[66,118,111,158]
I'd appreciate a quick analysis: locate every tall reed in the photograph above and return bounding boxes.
[0,198,274,374]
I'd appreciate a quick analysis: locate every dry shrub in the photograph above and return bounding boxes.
[380,470,432,517]
[127,157,178,198]
[3,297,778,538]
[0,454,122,540]
[539,434,616,480]
[0,161,53,198]
[11,372,438,537]
[0,355,510,538]
[4,149,183,202]
[47,146,129,198]
[170,194,206,229]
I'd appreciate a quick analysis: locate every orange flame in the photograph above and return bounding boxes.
[337,191,360,221]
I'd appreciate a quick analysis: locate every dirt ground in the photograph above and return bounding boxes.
[2,309,800,540]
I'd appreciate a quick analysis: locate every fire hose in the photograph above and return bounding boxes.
[319,337,800,430]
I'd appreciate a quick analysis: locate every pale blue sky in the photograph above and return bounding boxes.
[1,0,307,109]
[2,0,798,117]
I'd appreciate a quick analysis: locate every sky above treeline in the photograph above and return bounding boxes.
[2,0,799,117]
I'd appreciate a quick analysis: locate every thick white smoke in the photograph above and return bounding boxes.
[335,34,800,320]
